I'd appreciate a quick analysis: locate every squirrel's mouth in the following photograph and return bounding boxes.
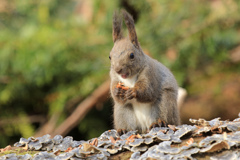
[121,73,129,79]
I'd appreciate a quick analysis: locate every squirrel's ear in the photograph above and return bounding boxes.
[112,11,123,43]
[122,10,139,48]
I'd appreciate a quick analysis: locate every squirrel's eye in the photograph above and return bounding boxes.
[109,56,111,60]
[130,53,134,59]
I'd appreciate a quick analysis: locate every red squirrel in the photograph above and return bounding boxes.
[109,10,180,134]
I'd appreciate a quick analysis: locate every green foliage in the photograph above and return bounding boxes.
[0,0,240,147]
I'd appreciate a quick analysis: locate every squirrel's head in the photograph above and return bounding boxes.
[109,10,145,79]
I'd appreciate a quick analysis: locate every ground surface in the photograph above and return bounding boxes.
[1,114,240,160]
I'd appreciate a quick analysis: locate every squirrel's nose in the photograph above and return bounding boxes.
[115,63,123,74]
[116,68,122,74]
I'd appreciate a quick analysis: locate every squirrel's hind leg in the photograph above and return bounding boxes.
[114,103,138,132]
[117,129,127,136]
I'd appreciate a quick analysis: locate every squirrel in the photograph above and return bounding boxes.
[109,10,180,134]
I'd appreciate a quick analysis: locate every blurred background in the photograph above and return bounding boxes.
[0,0,240,147]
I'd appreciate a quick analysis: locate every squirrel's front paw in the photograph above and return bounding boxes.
[114,87,126,99]
[125,88,136,100]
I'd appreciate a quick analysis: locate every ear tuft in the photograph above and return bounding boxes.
[112,11,123,43]
[122,10,139,48]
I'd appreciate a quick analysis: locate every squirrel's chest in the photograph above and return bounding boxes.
[117,75,137,88]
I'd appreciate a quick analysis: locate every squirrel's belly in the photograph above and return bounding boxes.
[131,99,153,132]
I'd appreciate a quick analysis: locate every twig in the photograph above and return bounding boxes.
[52,79,111,137]
[34,113,60,137]
[230,45,240,63]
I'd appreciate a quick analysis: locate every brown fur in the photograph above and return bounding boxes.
[112,11,123,43]
[109,10,180,133]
